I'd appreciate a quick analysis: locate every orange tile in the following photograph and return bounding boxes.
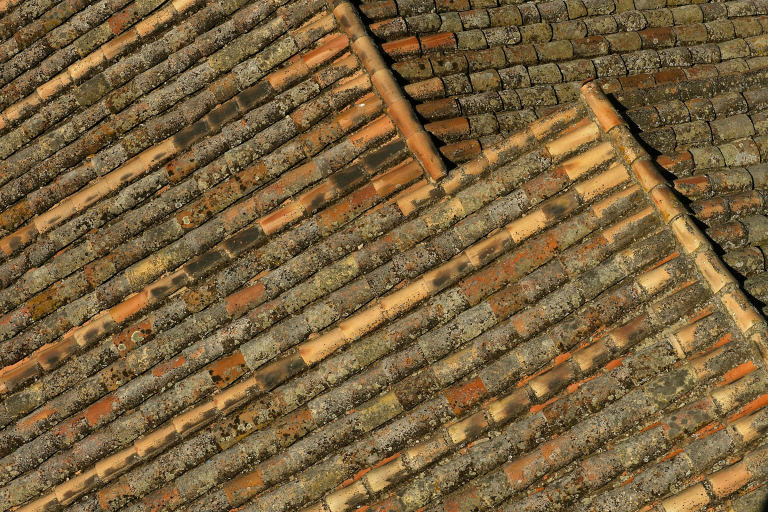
[506,209,547,242]
[404,77,445,101]
[709,462,751,498]
[105,156,146,190]
[73,311,117,347]
[16,492,60,512]
[349,115,395,150]
[0,221,33,253]
[139,139,177,170]
[530,104,583,140]
[425,117,470,142]
[207,351,248,388]
[545,121,600,157]
[365,456,407,493]
[380,279,430,319]
[37,336,78,370]
[298,328,347,365]
[660,483,709,512]
[631,159,666,193]
[173,401,218,434]
[381,36,420,58]
[574,162,628,201]
[71,179,111,211]
[351,36,387,75]
[337,97,384,131]
[171,0,198,13]
[561,141,614,180]
[110,291,149,324]
[372,159,421,197]
[695,250,736,294]
[421,32,456,53]
[650,185,686,224]
[224,470,264,505]
[37,72,72,101]
[55,468,99,505]
[84,395,119,427]
[670,216,705,254]
[213,377,260,412]
[690,346,727,381]
[635,259,675,296]
[103,28,138,60]
[440,139,482,163]
[305,33,350,69]
[423,252,472,293]
[134,424,178,458]
[407,131,447,180]
[339,303,385,341]
[5,91,42,121]
[140,6,176,37]
[447,411,488,445]
[152,354,186,378]
[317,183,378,232]
[657,151,692,172]
[720,361,758,386]
[2,357,40,389]
[259,201,305,235]
[673,175,709,198]
[388,98,422,138]
[224,282,267,317]
[444,377,487,415]
[465,230,511,268]
[268,59,310,90]
[32,198,76,234]
[333,1,366,41]
[68,49,106,80]
[582,82,626,133]
[721,290,764,334]
[295,15,338,49]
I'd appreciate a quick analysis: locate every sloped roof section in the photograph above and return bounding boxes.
[2,0,768,511]
[358,0,768,165]
[607,62,768,323]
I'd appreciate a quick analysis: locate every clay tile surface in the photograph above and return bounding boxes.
[2,0,768,511]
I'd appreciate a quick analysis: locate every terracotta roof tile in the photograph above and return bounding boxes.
[3,0,768,511]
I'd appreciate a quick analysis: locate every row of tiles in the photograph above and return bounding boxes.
[1,103,619,511]
[366,0,764,40]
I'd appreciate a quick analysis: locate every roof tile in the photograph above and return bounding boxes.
[4,1,768,511]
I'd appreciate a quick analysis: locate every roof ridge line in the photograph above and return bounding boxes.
[328,0,448,182]
[580,80,768,362]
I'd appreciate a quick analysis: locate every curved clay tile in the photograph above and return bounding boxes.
[3,0,768,512]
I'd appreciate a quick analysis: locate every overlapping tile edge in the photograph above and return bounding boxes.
[329,0,448,181]
[4,1,768,509]
[2,101,587,512]
[0,0,477,395]
[0,4,362,393]
[0,0,445,254]
[0,20,591,507]
[582,80,768,360]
